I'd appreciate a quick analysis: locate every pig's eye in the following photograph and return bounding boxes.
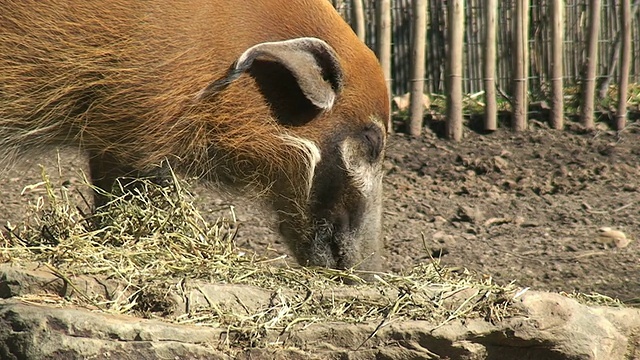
[361,125,384,162]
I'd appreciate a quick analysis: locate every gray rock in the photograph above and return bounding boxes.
[0,264,638,359]
[0,299,226,360]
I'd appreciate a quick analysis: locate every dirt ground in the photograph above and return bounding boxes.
[1,122,639,302]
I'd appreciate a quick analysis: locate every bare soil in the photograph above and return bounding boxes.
[2,123,639,301]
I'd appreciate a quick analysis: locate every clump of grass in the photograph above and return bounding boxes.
[1,168,522,346]
[562,291,625,308]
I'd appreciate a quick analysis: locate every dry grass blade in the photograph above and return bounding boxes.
[0,168,525,346]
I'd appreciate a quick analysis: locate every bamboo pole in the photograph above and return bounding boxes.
[512,0,530,131]
[408,0,427,137]
[375,0,393,132]
[446,0,464,140]
[580,0,601,129]
[497,3,509,91]
[464,3,473,94]
[483,0,498,131]
[471,0,479,93]
[616,0,632,130]
[597,0,640,100]
[550,0,565,129]
[351,0,366,42]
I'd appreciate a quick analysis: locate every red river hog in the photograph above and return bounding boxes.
[0,0,390,271]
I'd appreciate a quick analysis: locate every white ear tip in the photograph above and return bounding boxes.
[325,94,336,110]
[311,93,335,110]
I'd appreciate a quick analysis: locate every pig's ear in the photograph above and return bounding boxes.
[197,37,343,111]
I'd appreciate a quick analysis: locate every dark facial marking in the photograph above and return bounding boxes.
[361,124,384,162]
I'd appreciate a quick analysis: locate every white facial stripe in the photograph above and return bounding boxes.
[340,138,383,194]
[370,115,388,133]
[340,117,387,194]
[279,133,321,197]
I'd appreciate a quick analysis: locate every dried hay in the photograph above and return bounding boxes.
[1,167,523,346]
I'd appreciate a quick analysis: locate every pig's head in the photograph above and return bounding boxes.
[198,37,389,272]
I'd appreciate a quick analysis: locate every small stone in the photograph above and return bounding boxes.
[499,150,512,158]
[431,230,456,244]
[432,216,447,226]
[484,217,511,227]
[596,227,631,248]
[503,180,517,189]
[456,205,485,224]
[492,156,509,171]
[520,221,539,228]
[429,231,456,258]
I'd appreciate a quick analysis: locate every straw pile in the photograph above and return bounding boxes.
[1,168,523,346]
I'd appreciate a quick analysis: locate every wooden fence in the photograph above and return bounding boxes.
[332,0,638,135]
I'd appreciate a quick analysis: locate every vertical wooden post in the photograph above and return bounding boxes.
[483,0,498,131]
[446,0,464,140]
[512,0,530,131]
[616,0,632,130]
[580,0,601,129]
[351,0,366,42]
[596,0,640,100]
[375,0,393,131]
[408,0,427,137]
[550,0,565,129]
